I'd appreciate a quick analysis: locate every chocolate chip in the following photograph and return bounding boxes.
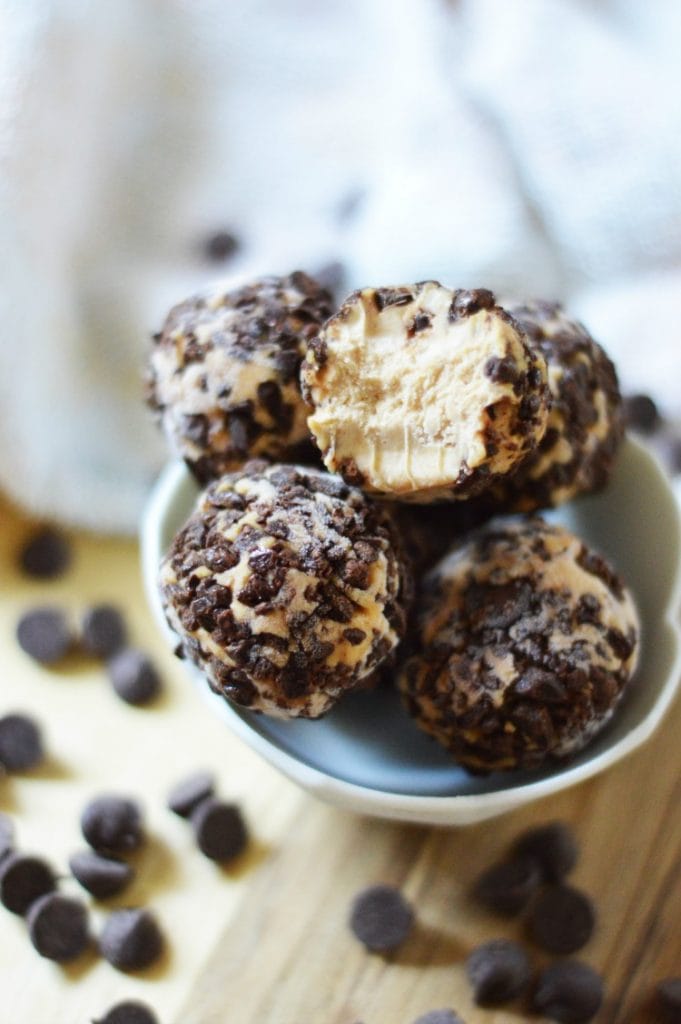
[81,796,144,855]
[513,821,579,882]
[190,798,248,862]
[373,288,413,312]
[69,850,134,900]
[529,884,595,954]
[107,649,161,705]
[94,1001,159,1024]
[26,892,89,962]
[449,288,496,320]
[533,961,604,1023]
[0,713,44,771]
[16,607,72,664]
[412,1012,465,1024]
[623,393,661,433]
[657,977,681,1021]
[466,939,531,1005]
[19,527,71,579]
[485,355,519,384]
[0,853,56,915]
[349,884,414,953]
[474,855,542,916]
[0,812,14,860]
[99,908,164,971]
[81,605,127,658]
[201,230,240,263]
[167,771,215,818]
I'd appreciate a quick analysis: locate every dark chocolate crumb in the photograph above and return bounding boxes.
[201,230,240,263]
[19,527,71,579]
[623,393,661,434]
[466,939,531,1005]
[533,960,604,1023]
[94,1001,159,1024]
[349,884,414,953]
[107,649,161,706]
[99,908,164,971]
[529,884,595,954]
[474,855,542,916]
[657,977,681,1021]
[0,853,56,915]
[69,850,134,900]
[190,798,248,862]
[81,605,127,658]
[513,821,579,882]
[81,796,144,855]
[0,713,44,771]
[16,607,72,664]
[167,771,215,818]
[411,1012,465,1024]
[0,812,14,860]
[26,892,90,962]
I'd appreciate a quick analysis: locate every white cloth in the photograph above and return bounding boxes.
[1,0,680,532]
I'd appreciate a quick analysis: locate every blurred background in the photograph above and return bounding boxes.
[1,0,680,533]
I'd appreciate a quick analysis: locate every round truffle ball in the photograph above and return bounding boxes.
[490,300,623,511]
[399,519,639,772]
[160,462,411,718]
[146,272,334,482]
[301,284,549,502]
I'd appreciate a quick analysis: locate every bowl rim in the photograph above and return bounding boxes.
[140,438,681,822]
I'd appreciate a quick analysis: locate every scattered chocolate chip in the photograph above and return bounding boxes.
[474,855,542,916]
[107,649,161,705]
[16,607,72,664]
[529,884,595,954]
[0,813,14,860]
[201,230,240,263]
[513,821,579,882]
[69,850,134,900]
[533,961,604,1023]
[190,799,248,862]
[349,884,414,953]
[466,939,531,1005]
[81,605,127,658]
[657,978,681,1021]
[26,892,89,962]
[19,527,71,579]
[623,393,661,433]
[81,796,144,855]
[99,908,164,971]
[0,853,56,915]
[412,1012,465,1024]
[167,771,215,818]
[94,1001,159,1024]
[0,713,44,771]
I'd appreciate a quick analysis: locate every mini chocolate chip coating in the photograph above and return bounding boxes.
[474,855,542,916]
[81,604,127,658]
[146,272,334,482]
[0,713,44,771]
[412,1012,465,1024]
[657,977,681,1021]
[533,961,604,1023]
[99,908,164,971]
[190,799,248,862]
[16,607,71,664]
[167,771,215,818]
[69,850,134,900]
[19,527,71,579]
[95,1001,159,1024]
[107,649,161,705]
[349,884,414,952]
[513,821,579,882]
[0,853,56,915]
[160,462,411,718]
[466,939,531,1005]
[202,229,240,263]
[27,892,89,962]
[399,518,639,772]
[529,884,595,954]
[0,812,14,860]
[81,796,144,855]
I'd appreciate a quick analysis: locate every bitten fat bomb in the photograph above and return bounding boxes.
[160,462,411,718]
[301,284,549,502]
[146,272,334,483]
[399,519,639,772]
[490,300,624,511]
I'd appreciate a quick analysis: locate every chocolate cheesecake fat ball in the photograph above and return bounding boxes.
[160,462,411,718]
[301,284,550,502]
[146,272,334,483]
[399,519,639,772]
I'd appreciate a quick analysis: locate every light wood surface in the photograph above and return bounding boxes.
[1,493,679,1024]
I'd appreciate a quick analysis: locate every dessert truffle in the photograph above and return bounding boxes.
[160,462,411,718]
[146,272,334,483]
[301,284,549,502]
[489,301,623,511]
[399,519,639,772]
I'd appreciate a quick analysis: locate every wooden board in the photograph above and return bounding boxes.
[0,493,679,1024]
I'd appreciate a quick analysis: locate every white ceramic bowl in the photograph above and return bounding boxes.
[141,437,681,826]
